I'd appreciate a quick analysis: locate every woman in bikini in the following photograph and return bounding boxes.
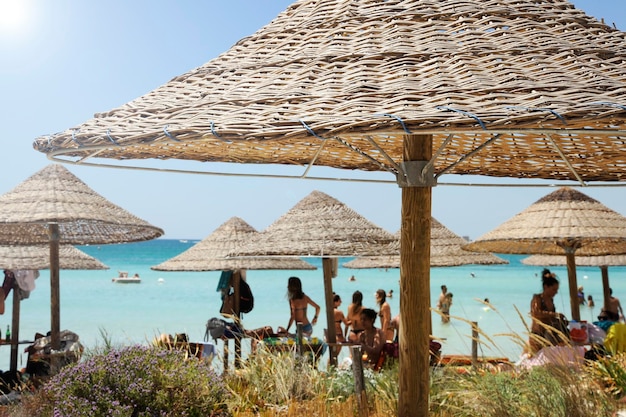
[529,269,568,353]
[375,289,394,342]
[329,293,350,358]
[358,308,385,368]
[285,276,320,337]
[333,293,349,342]
[346,290,364,343]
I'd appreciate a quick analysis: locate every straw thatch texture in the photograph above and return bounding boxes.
[522,254,626,267]
[34,0,626,182]
[229,191,396,257]
[464,187,626,255]
[0,164,163,245]
[344,218,507,268]
[152,217,316,271]
[0,245,108,270]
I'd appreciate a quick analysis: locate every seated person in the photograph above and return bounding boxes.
[358,308,385,368]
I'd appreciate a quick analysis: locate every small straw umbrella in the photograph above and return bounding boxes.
[228,190,397,366]
[344,218,508,269]
[152,216,316,368]
[0,164,163,351]
[0,245,108,271]
[464,187,626,322]
[0,244,108,371]
[521,254,626,315]
[152,216,316,272]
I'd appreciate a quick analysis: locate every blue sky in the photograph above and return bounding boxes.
[0,0,624,240]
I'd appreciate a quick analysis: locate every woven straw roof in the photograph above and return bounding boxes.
[344,218,507,268]
[522,254,626,267]
[0,245,108,270]
[464,187,626,255]
[152,217,316,271]
[0,164,163,245]
[34,0,626,183]
[229,190,396,257]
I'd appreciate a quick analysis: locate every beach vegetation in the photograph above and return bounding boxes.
[3,337,624,416]
[13,345,228,417]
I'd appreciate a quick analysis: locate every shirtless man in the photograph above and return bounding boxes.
[607,288,624,322]
[436,285,448,312]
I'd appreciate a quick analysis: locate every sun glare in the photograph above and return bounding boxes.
[0,0,32,38]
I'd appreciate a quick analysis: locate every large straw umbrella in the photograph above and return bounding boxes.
[228,190,397,366]
[522,254,626,315]
[152,216,316,367]
[0,244,108,371]
[464,187,626,322]
[344,218,508,269]
[32,1,626,415]
[0,164,163,351]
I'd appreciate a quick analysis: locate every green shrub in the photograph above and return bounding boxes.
[25,345,228,417]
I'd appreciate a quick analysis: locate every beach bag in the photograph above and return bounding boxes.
[220,279,254,315]
[239,279,254,313]
[205,317,226,342]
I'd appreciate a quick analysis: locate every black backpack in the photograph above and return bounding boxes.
[220,278,254,315]
[239,279,254,314]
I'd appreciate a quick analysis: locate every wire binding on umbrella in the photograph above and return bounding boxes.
[163,125,180,142]
[106,130,120,146]
[209,121,232,143]
[436,106,487,130]
[71,129,82,146]
[300,120,326,141]
[378,113,411,134]
[591,102,626,111]
[505,106,567,125]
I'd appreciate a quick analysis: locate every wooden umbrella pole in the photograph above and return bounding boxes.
[565,251,580,322]
[399,134,432,417]
[10,277,20,372]
[601,266,611,313]
[49,223,61,351]
[322,257,338,367]
[233,270,242,368]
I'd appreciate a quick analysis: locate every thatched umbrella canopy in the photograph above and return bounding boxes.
[0,164,163,350]
[0,244,108,372]
[0,245,108,271]
[229,190,396,365]
[344,218,507,269]
[32,1,626,415]
[522,254,626,313]
[464,187,626,322]
[152,216,315,271]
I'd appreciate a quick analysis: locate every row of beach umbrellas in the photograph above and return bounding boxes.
[2,165,626,374]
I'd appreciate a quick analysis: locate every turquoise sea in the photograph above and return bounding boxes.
[3,239,625,372]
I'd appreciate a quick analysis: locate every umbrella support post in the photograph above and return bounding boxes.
[565,251,581,322]
[49,223,61,353]
[398,134,433,417]
[471,321,478,368]
[10,279,19,372]
[601,266,611,313]
[322,257,338,367]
